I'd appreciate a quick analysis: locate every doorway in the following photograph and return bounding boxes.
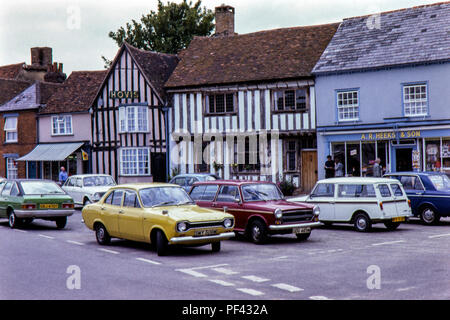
[395,148,413,172]
[301,150,318,193]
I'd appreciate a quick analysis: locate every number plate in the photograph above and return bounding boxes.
[293,227,311,234]
[194,229,218,237]
[392,217,405,223]
[40,204,59,209]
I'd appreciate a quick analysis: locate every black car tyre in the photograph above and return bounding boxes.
[55,217,67,229]
[211,241,221,252]
[296,232,311,241]
[155,230,168,256]
[8,210,19,229]
[384,221,401,231]
[354,213,372,232]
[248,220,268,244]
[95,223,111,245]
[420,207,440,225]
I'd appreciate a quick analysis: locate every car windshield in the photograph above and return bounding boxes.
[21,181,66,195]
[428,174,450,191]
[242,183,284,201]
[139,186,194,207]
[83,176,116,187]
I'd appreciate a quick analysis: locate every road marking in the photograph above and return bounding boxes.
[371,240,406,246]
[428,233,450,239]
[396,286,417,292]
[98,248,120,255]
[66,240,84,246]
[38,234,55,239]
[136,257,161,265]
[187,264,229,270]
[177,269,208,278]
[13,229,27,233]
[309,296,332,300]
[242,275,270,283]
[209,279,235,287]
[236,288,264,296]
[271,256,289,260]
[272,283,303,292]
[212,267,238,275]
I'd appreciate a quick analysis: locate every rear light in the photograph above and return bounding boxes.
[62,203,74,209]
[379,202,384,211]
[407,200,411,208]
[21,203,36,210]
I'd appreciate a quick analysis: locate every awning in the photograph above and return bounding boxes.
[17,142,85,162]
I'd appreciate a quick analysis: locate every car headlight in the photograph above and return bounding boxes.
[223,218,234,228]
[177,222,188,232]
[313,205,320,216]
[274,208,283,219]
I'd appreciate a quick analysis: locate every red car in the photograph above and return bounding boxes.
[189,180,321,244]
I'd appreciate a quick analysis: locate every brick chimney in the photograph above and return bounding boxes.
[214,4,236,36]
[30,47,52,67]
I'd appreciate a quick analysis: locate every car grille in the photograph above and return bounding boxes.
[187,221,226,229]
[281,210,314,223]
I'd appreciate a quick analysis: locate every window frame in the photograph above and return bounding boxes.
[4,116,18,143]
[6,158,18,179]
[272,88,310,113]
[118,105,149,133]
[204,93,236,116]
[51,115,73,136]
[336,89,360,122]
[119,147,151,176]
[402,82,428,117]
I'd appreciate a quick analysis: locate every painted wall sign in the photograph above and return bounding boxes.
[109,91,140,99]
[360,130,421,141]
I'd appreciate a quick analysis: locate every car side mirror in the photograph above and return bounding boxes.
[234,198,241,204]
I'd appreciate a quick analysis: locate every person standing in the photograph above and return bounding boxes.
[335,158,344,177]
[324,155,335,178]
[373,158,382,177]
[59,166,68,185]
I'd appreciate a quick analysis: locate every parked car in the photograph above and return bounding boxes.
[189,180,321,243]
[0,179,75,229]
[169,173,219,192]
[384,171,450,225]
[289,177,412,232]
[82,183,235,256]
[62,174,116,206]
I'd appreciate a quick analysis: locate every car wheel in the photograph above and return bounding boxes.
[83,198,92,207]
[155,230,168,256]
[420,207,440,225]
[95,223,111,245]
[354,213,372,232]
[296,232,311,241]
[8,210,20,229]
[384,221,401,231]
[55,217,67,229]
[248,220,268,244]
[211,241,221,252]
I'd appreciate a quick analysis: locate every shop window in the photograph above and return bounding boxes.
[4,117,18,142]
[337,90,359,121]
[425,140,440,171]
[442,140,450,172]
[361,143,376,176]
[403,84,428,117]
[52,115,72,135]
[119,105,148,133]
[6,158,18,179]
[346,143,360,176]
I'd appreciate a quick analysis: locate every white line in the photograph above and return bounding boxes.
[371,240,406,246]
[176,269,208,278]
[242,275,270,283]
[136,257,161,265]
[272,283,303,292]
[66,240,85,246]
[188,264,229,270]
[98,248,120,255]
[212,267,238,275]
[428,233,450,239]
[38,234,55,239]
[209,279,235,287]
[13,229,27,233]
[236,288,264,296]
[396,286,417,292]
[309,296,332,300]
[271,256,289,260]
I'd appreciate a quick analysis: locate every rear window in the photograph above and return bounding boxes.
[428,174,450,191]
[337,184,376,198]
[378,184,391,197]
[21,181,65,195]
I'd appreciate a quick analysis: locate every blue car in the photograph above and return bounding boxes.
[384,172,450,225]
[169,173,220,192]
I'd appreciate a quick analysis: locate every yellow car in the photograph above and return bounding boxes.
[82,183,235,256]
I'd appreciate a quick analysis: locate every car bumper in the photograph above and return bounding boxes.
[14,209,75,218]
[268,221,322,231]
[169,231,235,245]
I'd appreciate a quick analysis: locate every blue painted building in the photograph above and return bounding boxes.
[312,2,450,179]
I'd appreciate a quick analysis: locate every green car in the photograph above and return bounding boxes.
[0,179,75,229]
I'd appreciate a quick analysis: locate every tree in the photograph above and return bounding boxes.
[102,0,214,67]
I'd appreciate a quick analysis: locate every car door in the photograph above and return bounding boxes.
[213,185,245,230]
[376,184,398,218]
[389,183,411,217]
[62,177,75,200]
[190,184,219,209]
[99,190,123,237]
[306,183,336,221]
[118,189,144,241]
[0,181,12,217]
[398,175,424,216]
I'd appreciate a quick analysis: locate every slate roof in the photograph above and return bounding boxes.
[165,22,340,89]
[40,70,106,115]
[0,63,25,79]
[313,2,450,74]
[0,78,33,106]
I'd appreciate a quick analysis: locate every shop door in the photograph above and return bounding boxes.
[395,148,413,172]
[302,150,318,193]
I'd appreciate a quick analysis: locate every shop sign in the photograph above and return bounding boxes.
[360,130,421,141]
[109,91,140,99]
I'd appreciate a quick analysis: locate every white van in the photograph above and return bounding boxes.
[289,177,412,232]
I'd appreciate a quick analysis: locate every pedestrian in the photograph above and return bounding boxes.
[324,155,335,178]
[59,166,68,185]
[335,158,344,177]
[373,158,382,177]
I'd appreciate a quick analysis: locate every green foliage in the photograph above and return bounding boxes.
[108,0,215,54]
[278,178,296,196]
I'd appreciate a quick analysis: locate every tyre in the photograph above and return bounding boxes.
[155,230,168,256]
[354,213,372,232]
[83,198,92,207]
[420,207,440,225]
[8,210,20,229]
[248,220,268,244]
[211,241,221,252]
[384,221,401,231]
[296,232,311,241]
[55,217,67,229]
[95,223,111,245]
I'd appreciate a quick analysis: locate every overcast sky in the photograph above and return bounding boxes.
[0,0,440,75]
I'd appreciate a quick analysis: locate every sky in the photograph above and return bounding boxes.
[0,0,441,75]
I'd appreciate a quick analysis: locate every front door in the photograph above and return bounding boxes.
[302,150,318,193]
[395,148,413,172]
[151,153,166,182]
[118,190,144,241]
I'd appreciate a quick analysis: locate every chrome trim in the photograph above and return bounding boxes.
[14,209,75,218]
[169,231,235,244]
[268,221,322,231]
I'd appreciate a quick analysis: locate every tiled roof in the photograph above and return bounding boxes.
[40,70,106,115]
[0,78,33,106]
[165,22,340,88]
[0,63,25,79]
[313,2,450,74]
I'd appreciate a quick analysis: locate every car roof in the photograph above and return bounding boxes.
[67,174,114,178]
[193,179,276,186]
[172,173,217,178]
[385,171,446,176]
[318,177,398,184]
[109,183,180,190]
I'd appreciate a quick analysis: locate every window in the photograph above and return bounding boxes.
[273,89,308,112]
[378,184,391,197]
[338,184,376,198]
[52,115,72,135]
[111,190,124,206]
[238,136,260,172]
[190,185,219,201]
[311,183,335,197]
[390,184,404,196]
[286,140,297,171]
[2,182,12,196]
[4,117,18,142]
[206,93,235,114]
[6,158,18,179]
[120,148,150,176]
[10,183,19,197]
[123,190,140,208]
[337,90,359,121]
[403,84,427,117]
[216,185,240,203]
[119,105,148,133]
[399,176,423,191]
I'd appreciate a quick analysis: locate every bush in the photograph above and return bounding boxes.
[278,178,295,196]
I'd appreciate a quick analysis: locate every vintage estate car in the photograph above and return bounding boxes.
[170,173,219,192]
[289,177,412,232]
[0,179,74,229]
[81,183,235,256]
[189,180,321,243]
[62,174,116,206]
[384,171,450,225]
